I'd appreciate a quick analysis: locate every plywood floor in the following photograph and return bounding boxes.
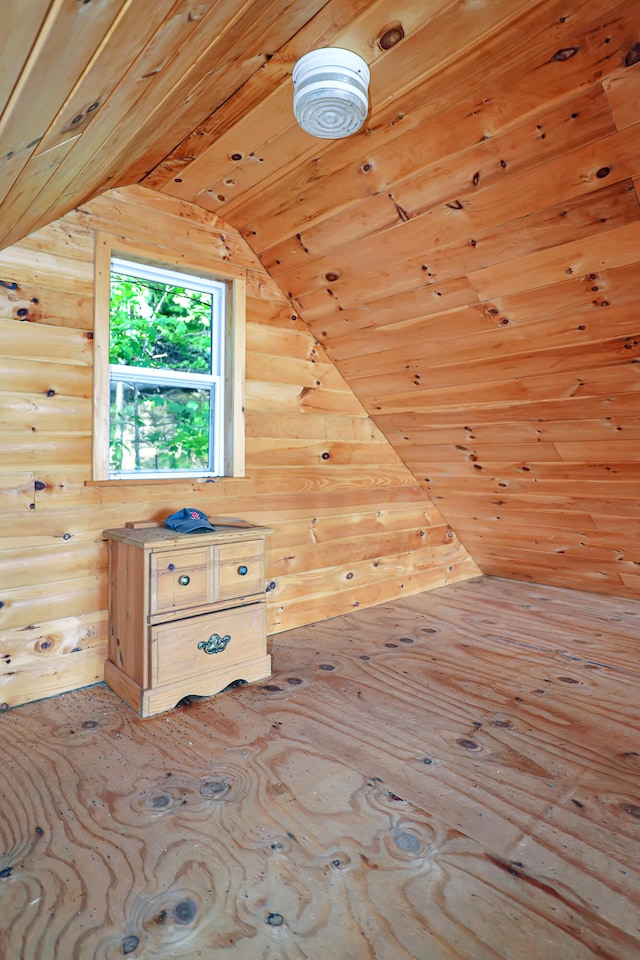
[1,577,639,960]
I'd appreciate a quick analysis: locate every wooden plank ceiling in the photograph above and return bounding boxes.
[2,0,640,599]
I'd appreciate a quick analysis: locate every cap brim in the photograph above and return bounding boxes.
[165,520,216,533]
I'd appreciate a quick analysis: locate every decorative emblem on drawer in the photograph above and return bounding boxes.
[197,633,231,655]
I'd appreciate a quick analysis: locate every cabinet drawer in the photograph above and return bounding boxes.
[151,602,266,687]
[217,540,264,600]
[150,547,212,615]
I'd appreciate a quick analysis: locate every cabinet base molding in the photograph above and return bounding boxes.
[104,655,272,719]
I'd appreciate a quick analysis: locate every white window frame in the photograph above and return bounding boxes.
[92,234,245,482]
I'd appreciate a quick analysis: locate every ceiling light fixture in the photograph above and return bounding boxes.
[292,48,370,139]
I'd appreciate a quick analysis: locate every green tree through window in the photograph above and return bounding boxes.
[108,259,225,478]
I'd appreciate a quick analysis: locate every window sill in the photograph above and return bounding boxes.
[85,476,251,488]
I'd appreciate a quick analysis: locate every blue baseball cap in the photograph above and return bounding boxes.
[164,508,216,534]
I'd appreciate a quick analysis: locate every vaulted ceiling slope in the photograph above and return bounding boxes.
[3,0,640,599]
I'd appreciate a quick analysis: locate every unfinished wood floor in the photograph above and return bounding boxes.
[1,577,639,960]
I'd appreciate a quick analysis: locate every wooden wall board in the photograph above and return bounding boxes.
[270,82,617,293]
[468,220,640,301]
[452,526,637,565]
[0,317,90,368]
[424,473,640,499]
[1,438,92,472]
[13,219,95,269]
[383,414,640,448]
[267,524,453,579]
[0,246,93,294]
[421,461,640,483]
[235,463,431,497]
[0,471,34,511]
[438,502,603,534]
[555,438,640,461]
[431,496,640,528]
[337,302,640,383]
[245,379,368,418]
[478,255,640,330]
[245,436,404,467]
[355,356,640,416]
[244,348,359,395]
[0,541,107,592]
[272,126,640,320]
[265,504,444,550]
[348,335,640,401]
[476,558,639,599]
[0,647,103,712]
[84,184,226,231]
[0,280,93,330]
[603,61,640,131]
[243,410,382,442]
[0,611,108,670]
[293,275,479,327]
[278,180,638,325]
[0,575,105,632]
[267,554,480,634]
[0,186,471,706]
[374,392,640,430]
[0,393,92,436]
[76,190,263,273]
[620,571,640,590]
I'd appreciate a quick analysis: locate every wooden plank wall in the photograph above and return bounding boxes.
[0,185,478,708]
[150,0,640,601]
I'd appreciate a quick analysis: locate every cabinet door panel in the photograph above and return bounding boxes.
[217,540,264,599]
[151,602,265,686]
[150,547,212,614]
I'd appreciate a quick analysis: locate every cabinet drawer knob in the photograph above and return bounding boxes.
[237,565,248,576]
[178,575,191,586]
[198,633,231,655]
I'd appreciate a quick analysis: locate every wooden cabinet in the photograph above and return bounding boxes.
[103,522,272,717]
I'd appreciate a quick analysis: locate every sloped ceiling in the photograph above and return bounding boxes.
[2,0,640,597]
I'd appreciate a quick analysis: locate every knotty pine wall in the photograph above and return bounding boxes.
[0,186,478,708]
[151,0,640,600]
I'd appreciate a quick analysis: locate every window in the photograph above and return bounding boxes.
[92,239,245,481]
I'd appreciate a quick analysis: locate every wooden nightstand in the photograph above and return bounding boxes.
[103,521,272,717]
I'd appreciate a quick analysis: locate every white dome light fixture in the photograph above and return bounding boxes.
[292,48,370,139]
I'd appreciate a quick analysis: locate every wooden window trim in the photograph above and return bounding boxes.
[91,232,246,482]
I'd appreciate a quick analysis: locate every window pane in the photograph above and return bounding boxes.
[110,273,212,373]
[109,381,212,473]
